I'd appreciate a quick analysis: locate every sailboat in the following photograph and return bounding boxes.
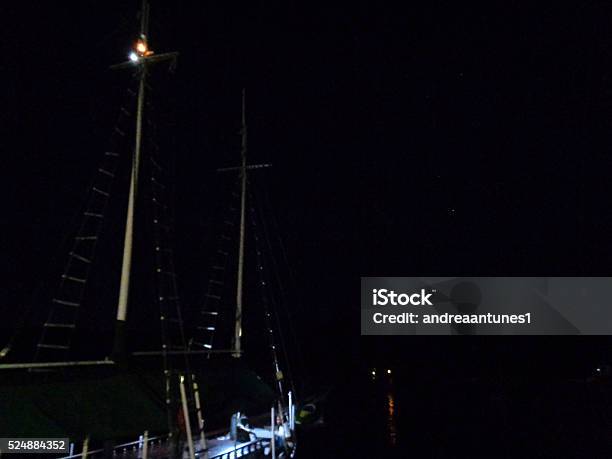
[0,1,299,458]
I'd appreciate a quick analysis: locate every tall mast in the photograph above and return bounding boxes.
[233,88,248,358]
[113,0,149,356]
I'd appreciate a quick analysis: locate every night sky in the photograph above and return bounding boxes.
[3,2,612,450]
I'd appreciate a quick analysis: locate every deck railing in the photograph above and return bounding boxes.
[58,434,172,458]
[207,439,265,459]
[59,435,267,459]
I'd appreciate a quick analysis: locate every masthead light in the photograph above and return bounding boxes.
[136,40,148,54]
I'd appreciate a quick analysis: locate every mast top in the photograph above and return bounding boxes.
[241,88,247,161]
[132,1,154,63]
[111,0,178,71]
[241,88,246,134]
[140,0,150,37]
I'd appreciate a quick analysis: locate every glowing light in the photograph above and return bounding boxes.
[136,40,148,54]
[371,370,376,376]
[387,369,392,375]
[597,367,601,373]
[387,393,397,446]
[129,52,139,63]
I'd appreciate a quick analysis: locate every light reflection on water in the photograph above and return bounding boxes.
[387,391,397,446]
[368,369,398,449]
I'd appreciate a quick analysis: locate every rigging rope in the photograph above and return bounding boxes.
[247,185,285,400]
[190,178,240,355]
[259,182,309,393]
[249,186,296,399]
[31,85,137,363]
[145,91,191,436]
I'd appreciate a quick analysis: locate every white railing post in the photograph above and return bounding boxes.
[81,436,89,459]
[192,374,208,458]
[288,391,293,433]
[270,406,276,459]
[142,430,148,459]
[179,374,196,459]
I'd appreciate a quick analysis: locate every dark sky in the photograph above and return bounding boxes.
[2,2,612,377]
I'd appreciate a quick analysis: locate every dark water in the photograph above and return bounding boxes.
[301,363,612,458]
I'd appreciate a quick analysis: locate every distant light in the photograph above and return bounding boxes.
[596,367,601,373]
[371,370,376,376]
[129,52,139,63]
[387,369,392,375]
